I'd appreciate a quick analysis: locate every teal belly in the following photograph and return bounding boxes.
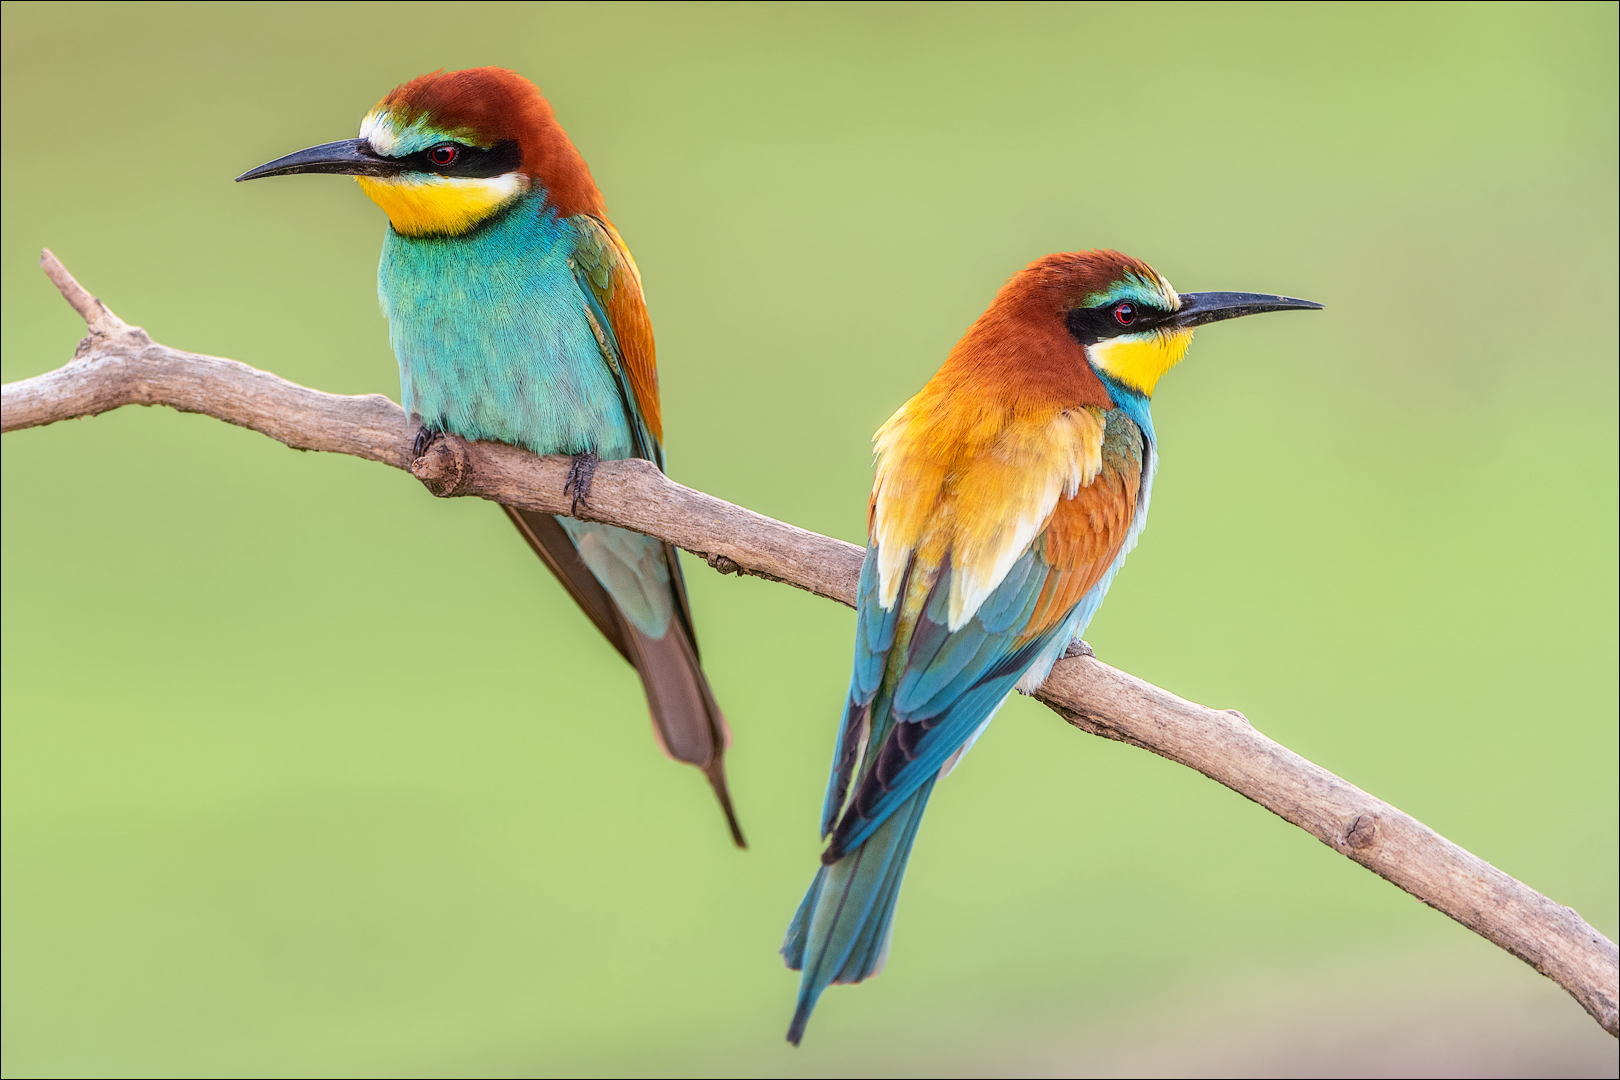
[377,193,634,460]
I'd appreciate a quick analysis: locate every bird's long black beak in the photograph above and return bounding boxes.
[235,139,401,182]
[1174,291,1323,328]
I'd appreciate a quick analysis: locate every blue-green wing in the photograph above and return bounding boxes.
[823,545,1067,860]
[570,214,663,467]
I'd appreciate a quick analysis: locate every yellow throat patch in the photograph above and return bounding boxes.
[1085,327,1194,397]
[354,172,528,237]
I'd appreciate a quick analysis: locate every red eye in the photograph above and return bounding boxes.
[1114,302,1136,326]
[429,144,458,167]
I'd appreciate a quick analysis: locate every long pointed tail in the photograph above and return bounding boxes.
[503,506,744,847]
[782,778,935,1045]
[621,612,745,848]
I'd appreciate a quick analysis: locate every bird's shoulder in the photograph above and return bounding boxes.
[568,213,662,443]
[1021,409,1144,637]
[869,405,1144,648]
[869,382,1121,630]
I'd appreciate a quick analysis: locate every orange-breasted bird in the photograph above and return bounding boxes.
[783,250,1321,1042]
[236,68,744,846]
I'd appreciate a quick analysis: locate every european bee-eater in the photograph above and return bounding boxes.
[237,67,743,846]
[783,250,1320,1043]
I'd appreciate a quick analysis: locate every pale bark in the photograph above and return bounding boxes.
[6,250,1615,1036]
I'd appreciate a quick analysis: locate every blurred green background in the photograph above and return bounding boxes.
[2,2,1616,1076]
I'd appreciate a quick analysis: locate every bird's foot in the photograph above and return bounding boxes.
[1063,639,1095,660]
[564,450,598,517]
[412,424,442,460]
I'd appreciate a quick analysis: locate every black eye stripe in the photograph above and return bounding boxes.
[1066,300,1174,346]
[394,138,521,178]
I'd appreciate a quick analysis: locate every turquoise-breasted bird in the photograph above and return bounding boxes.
[783,250,1320,1042]
[237,67,744,846]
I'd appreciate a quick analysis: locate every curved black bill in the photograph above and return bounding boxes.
[1175,291,1323,328]
[235,139,402,182]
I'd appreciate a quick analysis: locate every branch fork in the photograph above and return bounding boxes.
[5,250,1615,1037]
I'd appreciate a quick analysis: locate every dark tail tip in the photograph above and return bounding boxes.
[786,1005,811,1046]
[704,761,747,849]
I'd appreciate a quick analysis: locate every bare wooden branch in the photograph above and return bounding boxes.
[5,252,1615,1037]
[1039,663,1618,1038]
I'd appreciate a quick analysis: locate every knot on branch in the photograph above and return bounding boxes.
[1344,814,1379,850]
[707,553,742,575]
[72,323,151,362]
[411,435,471,497]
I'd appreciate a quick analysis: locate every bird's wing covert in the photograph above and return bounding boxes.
[572,214,663,462]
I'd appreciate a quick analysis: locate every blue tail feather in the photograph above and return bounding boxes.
[784,780,935,1045]
[780,866,824,971]
[834,781,928,984]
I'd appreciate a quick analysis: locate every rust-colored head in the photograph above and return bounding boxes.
[368,67,604,218]
[236,67,605,236]
[936,250,1319,402]
[937,250,1176,410]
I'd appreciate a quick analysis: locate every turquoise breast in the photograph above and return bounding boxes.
[376,191,635,460]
